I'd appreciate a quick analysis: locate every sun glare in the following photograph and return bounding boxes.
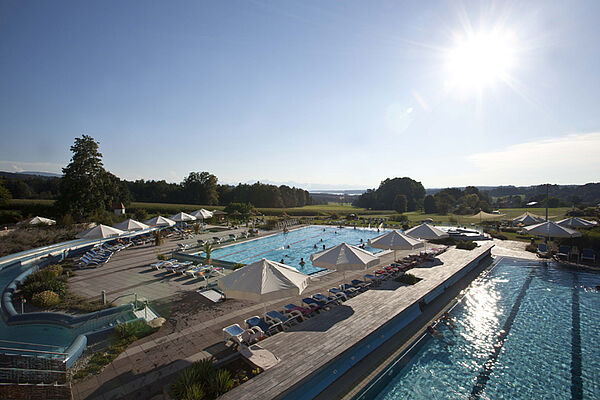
[444,30,517,93]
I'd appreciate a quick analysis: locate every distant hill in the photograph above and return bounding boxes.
[0,171,61,180]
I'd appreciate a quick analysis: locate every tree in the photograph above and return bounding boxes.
[0,178,11,207]
[423,195,436,214]
[392,194,407,213]
[55,135,115,221]
[183,172,219,205]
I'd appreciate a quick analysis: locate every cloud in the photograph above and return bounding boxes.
[461,132,600,185]
[0,160,63,174]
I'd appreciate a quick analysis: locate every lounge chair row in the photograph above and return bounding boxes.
[555,245,596,263]
[150,259,224,278]
[223,279,374,347]
[77,242,131,267]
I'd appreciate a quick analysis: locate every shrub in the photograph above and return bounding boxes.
[20,276,66,300]
[211,369,235,396]
[171,368,204,400]
[486,230,508,240]
[156,253,168,261]
[430,237,457,246]
[46,264,63,278]
[232,263,244,270]
[397,273,419,285]
[31,290,60,308]
[456,241,477,250]
[525,243,538,253]
[115,320,155,341]
[0,210,22,224]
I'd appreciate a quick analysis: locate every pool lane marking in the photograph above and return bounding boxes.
[469,268,536,400]
[570,274,583,400]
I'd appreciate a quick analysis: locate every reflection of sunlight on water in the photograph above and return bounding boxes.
[459,276,502,364]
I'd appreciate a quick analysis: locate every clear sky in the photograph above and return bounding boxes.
[1,0,599,190]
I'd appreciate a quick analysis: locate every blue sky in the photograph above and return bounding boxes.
[1,0,599,189]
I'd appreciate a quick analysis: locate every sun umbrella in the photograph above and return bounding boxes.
[113,219,150,231]
[512,212,544,226]
[523,221,582,238]
[76,224,124,239]
[368,230,424,261]
[556,217,597,229]
[29,216,56,225]
[191,209,213,220]
[169,212,196,223]
[144,216,176,227]
[311,242,379,280]
[218,258,310,303]
[405,223,449,240]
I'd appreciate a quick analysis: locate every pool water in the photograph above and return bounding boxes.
[209,226,389,274]
[370,258,600,400]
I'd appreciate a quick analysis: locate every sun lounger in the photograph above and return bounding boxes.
[312,293,340,306]
[339,283,361,295]
[350,279,372,290]
[537,243,550,258]
[185,265,207,277]
[364,274,382,285]
[302,297,328,311]
[212,237,221,244]
[284,303,319,317]
[229,234,237,241]
[223,323,264,347]
[265,310,302,327]
[557,245,570,260]
[581,248,596,263]
[151,259,177,270]
[327,288,348,301]
[245,316,282,336]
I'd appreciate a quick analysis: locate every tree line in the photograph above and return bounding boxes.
[0,135,313,222]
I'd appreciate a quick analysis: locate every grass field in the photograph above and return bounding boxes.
[6,200,571,221]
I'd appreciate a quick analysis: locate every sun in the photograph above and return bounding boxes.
[444,29,517,93]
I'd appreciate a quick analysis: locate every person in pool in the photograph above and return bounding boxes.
[323,244,326,250]
[313,244,318,249]
[299,258,305,266]
[280,259,285,264]
[441,312,456,330]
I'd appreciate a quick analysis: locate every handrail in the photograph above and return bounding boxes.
[0,347,67,356]
[0,339,63,349]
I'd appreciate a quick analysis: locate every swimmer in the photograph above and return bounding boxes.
[320,238,323,242]
[286,245,290,249]
[314,244,318,249]
[280,259,285,264]
[300,258,305,266]
[360,238,363,243]
[427,325,443,338]
[442,312,457,330]
[323,245,326,250]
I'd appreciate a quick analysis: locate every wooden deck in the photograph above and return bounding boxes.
[220,242,494,400]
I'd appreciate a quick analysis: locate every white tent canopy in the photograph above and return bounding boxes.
[169,212,196,222]
[513,213,545,226]
[76,224,124,239]
[556,217,597,229]
[369,230,424,260]
[113,219,150,231]
[144,216,176,227]
[369,230,424,250]
[29,216,56,225]
[191,209,213,219]
[310,242,379,272]
[218,258,310,302]
[405,224,449,240]
[523,221,582,238]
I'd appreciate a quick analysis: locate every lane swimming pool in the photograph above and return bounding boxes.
[208,226,389,274]
[362,258,600,400]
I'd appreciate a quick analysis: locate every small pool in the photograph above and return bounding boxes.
[361,258,600,399]
[209,226,389,274]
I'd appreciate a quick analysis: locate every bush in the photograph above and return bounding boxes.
[430,237,457,246]
[46,264,63,278]
[525,243,538,253]
[20,270,67,300]
[0,210,22,224]
[390,214,408,223]
[397,273,420,285]
[232,263,244,270]
[115,320,156,342]
[31,290,60,307]
[456,241,477,250]
[486,230,508,240]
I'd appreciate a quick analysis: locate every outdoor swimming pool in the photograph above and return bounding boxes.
[361,258,600,399]
[209,226,389,274]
